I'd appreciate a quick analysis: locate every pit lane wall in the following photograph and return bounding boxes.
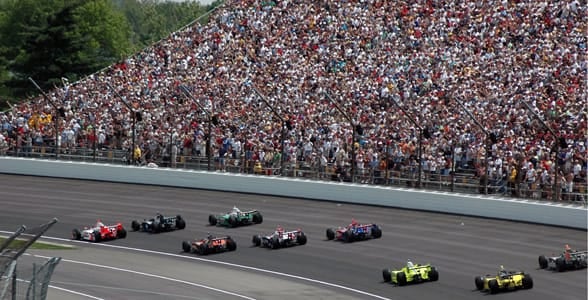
[1,157,586,230]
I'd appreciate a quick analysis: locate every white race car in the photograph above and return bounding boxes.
[72,220,127,242]
[252,226,307,249]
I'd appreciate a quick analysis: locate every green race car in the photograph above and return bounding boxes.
[208,206,263,227]
[382,260,439,286]
[475,266,533,294]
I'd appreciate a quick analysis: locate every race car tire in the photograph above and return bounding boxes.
[555,257,567,272]
[343,231,354,243]
[371,226,382,239]
[117,228,127,239]
[382,269,392,282]
[297,232,307,245]
[228,215,238,227]
[197,245,209,255]
[271,235,281,249]
[474,276,484,290]
[326,228,335,240]
[428,267,439,281]
[252,212,263,224]
[396,272,407,286]
[93,231,101,243]
[131,220,140,232]
[182,241,191,253]
[227,237,237,251]
[522,274,533,289]
[252,235,261,246]
[488,279,499,294]
[71,229,81,240]
[153,222,162,233]
[208,215,217,226]
[538,255,548,269]
[176,218,186,230]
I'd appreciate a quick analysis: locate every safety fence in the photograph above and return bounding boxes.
[2,146,586,204]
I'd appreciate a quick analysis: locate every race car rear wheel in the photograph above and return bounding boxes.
[208,215,217,226]
[371,225,382,238]
[117,228,127,239]
[555,257,567,272]
[488,279,499,294]
[93,231,101,243]
[71,229,81,240]
[131,220,140,231]
[252,212,263,224]
[428,267,439,281]
[538,255,548,269]
[271,236,281,249]
[252,235,261,246]
[228,215,238,227]
[296,233,307,245]
[197,245,209,255]
[343,231,354,243]
[176,218,186,230]
[182,241,191,253]
[396,272,407,286]
[326,228,335,240]
[522,274,533,289]
[474,276,484,290]
[227,238,237,251]
[382,269,392,282]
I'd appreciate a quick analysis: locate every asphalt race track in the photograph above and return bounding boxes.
[0,174,586,300]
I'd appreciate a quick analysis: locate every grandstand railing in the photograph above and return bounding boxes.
[2,146,586,205]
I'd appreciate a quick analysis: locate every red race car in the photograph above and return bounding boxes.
[182,234,237,255]
[326,219,382,242]
[72,220,127,242]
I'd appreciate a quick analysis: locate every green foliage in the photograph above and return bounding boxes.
[0,0,220,105]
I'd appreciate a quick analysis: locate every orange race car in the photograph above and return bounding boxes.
[182,234,237,255]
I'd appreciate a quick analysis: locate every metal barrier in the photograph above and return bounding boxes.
[2,147,586,205]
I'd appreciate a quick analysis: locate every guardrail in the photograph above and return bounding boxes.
[2,147,586,204]
[0,157,586,229]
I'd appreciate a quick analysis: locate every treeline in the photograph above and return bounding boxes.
[0,0,221,108]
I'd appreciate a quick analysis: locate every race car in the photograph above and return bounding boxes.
[208,206,263,228]
[131,213,186,233]
[382,260,439,286]
[326,219,382,242]
[182,234,237,255]
[474,266,533,294]
[71,220,127,242]
[252,226,307,249]
[538,244,588,272]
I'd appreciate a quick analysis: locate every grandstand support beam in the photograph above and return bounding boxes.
[28,77,60,158]
[179,85,213,171]
[324,92,357,183]
[388,97,423,189]
[106,83,136,165]
[453,98,490,195]
[251,86,287,177]
[520,100,560,202]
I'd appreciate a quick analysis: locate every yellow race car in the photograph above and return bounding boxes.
[475,266,533,294]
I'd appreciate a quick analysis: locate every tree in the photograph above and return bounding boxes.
[0,0,132,98]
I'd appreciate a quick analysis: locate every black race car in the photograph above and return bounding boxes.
[131,213,186,233]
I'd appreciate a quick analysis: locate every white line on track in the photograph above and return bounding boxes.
[6,232,392,300]
[12,276,104,300]
[27,253,256,300]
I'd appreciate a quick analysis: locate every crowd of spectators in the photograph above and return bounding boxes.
[1,0,586,200]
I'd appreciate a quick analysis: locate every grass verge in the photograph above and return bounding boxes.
[0,237,74,250]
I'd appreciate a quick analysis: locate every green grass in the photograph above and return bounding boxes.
[0,237,74,250]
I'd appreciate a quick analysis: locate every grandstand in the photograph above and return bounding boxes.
[0,0,585,202]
